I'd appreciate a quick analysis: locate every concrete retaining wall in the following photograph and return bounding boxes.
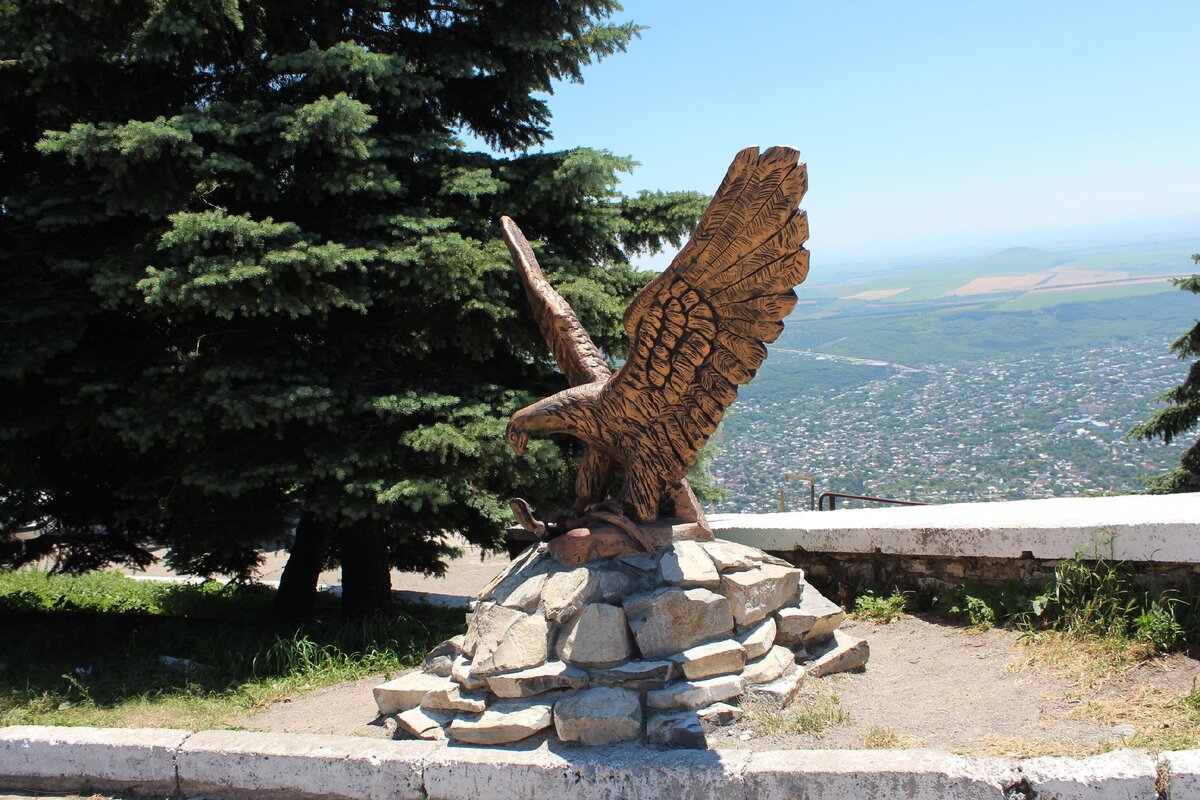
[709,494,1200,564]
[707,494,1200,596]
[3,726,1197,799]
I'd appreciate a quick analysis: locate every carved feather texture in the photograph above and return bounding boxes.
[501,216,611,387]
[604,146,809,490]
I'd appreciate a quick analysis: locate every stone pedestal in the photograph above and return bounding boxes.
[374,537,868,747]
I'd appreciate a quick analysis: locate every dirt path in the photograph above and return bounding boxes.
[710,615,1198,754]
[236,614,1200,755]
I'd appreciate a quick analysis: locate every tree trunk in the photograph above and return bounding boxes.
[273,513,331,622]
[340,520,391,617]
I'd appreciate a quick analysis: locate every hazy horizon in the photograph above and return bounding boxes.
[629,210,1200,278]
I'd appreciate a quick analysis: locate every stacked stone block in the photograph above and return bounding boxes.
[373,538,868,747]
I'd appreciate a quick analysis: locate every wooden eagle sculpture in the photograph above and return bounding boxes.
[503,146,809,562]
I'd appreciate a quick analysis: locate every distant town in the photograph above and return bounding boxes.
[710,335,1187,513]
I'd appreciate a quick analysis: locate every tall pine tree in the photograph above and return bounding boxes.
[0,0,707,616]
[1130,255,1200,494]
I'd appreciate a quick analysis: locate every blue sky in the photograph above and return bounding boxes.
[529,1,1200,264]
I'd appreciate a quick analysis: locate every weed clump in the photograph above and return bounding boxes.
[925,551,1198,653]
[748,690,848,737]
[853,588,908,623]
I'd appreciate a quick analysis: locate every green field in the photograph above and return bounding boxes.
[805,242,1198,309]
[996,279,1176,311]
[780,239,1199,366]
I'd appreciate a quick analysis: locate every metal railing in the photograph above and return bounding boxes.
[817,492,926,511]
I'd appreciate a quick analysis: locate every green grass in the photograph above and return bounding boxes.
[0,571,465,729]
[748,690,849,737]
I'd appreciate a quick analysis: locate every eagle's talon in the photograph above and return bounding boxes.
[509,498,547,539]
[589,509,657,554]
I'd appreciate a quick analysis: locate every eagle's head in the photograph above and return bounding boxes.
[505,386,598,456]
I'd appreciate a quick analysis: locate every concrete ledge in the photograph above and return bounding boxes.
[422,744,750,800]
[3,726,1197,799]
[1163,749,1200,799]
[741,748,1014,800]
[177,729,440,800]
[1015,750,1160,799]
[709,493,1200,564]
[0,725,187,795]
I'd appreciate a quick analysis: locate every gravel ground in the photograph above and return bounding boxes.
[235,613,1200,755]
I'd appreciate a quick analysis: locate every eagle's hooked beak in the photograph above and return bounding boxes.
[505,420,528,455]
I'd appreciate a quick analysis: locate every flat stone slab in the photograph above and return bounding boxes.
[553,687,642,746]
[374,672,455,715]
[746,664,806,707]
[669,640,746,681]
[806,629,869,677]
[616,552,659,572]
[742,644,794,686]
[478,545,549,603]
[598,569,643,602]
[555,602,631,666]
[776,582,845,646]
[496,573,547,611]
[420,636,463,677]
[447,697,555,745]
[701,539,792,570]
[396,706,454,741]
[177,729,436,800]
[660,540,720,588]
[421,685,486,714]
[486,661,588,699]
[1017,750,1160,800]
[587,659,676,689]
[450,654,487,691]
[646,710,707,749]
[646,674,745,710]
[720,563,802,628]
[467,605,550,677]
[696,702,743,731]
[541,567,603,621]
[623,587,735,659]
[735,616,777,661]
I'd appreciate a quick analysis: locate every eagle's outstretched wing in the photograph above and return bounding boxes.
[501,216,611,386]
[601,146,809,520]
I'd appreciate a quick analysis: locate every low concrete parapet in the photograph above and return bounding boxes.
[0,725,187,795]
[176,729,439,800]
[1163,749,1200,799]
[740,748,1015,800]
[422,744,750,800]
[2,726,1194,799]
[1016,750,1161,799]
[709,494,1200,563]
[708,494,1200,595]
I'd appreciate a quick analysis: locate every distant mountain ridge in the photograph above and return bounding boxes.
[814,212,1200,274]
